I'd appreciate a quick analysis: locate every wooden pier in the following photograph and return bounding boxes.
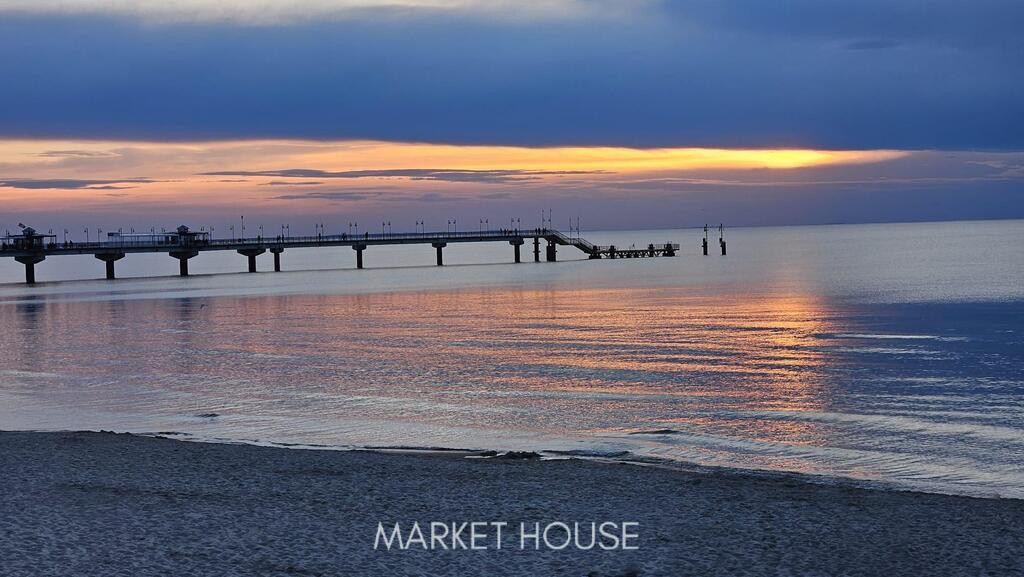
[1,225,678,284]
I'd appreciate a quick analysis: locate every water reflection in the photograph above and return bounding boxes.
[1,282,1022,498]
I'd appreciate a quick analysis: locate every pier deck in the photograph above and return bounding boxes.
[1,227,678,284]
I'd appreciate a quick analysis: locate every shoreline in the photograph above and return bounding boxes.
[3,430,1023,576]
[143,430,1024,502]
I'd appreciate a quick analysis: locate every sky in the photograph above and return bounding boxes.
[1,0,1022,234]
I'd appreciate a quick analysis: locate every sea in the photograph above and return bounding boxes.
[1,219,1022,498]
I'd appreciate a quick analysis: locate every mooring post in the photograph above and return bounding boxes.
[510,238,524,263]
[169,250,198,277]
[270,248,283,272]
[95,252,125,280]
[15,255,45,284]
[703,224,709,256]
[432,242,446,266]
[353,244,366,269]
[719,223,726,256]
[237,248,266,273]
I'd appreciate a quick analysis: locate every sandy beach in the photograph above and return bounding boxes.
[1,431,1021,576]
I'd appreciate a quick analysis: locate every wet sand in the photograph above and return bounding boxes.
[2,431,1022,576]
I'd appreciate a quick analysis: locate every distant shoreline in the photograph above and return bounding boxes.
[3,430,1022,576]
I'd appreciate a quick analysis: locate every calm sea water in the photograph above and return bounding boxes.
[1,220,1023,498]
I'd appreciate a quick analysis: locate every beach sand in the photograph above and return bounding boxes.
[2,431,1022,576]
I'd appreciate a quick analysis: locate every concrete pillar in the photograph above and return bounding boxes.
[237,248,266,273]
[95,252,125,280]
[533,237,541,262]
[15,255,45,284]
[270,248,283,272]
[545,241,557,262]
[510,238,524,263]
[170,250,198,277]
[432,242,447,266]
[353,244,366,269]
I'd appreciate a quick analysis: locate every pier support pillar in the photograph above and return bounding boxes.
[170,250,198,277]
[15,255,45,284]
[353,244,366,269]
[270,248,283,272]
[663,243,676,257]
[702,238,708,256]
[237,248,266,273]
[533,237,541,262]
[510,238,524,263]
[432,242,447,266]
[720,239,727,256]
[545,241,557,262]
[95,252,125,280]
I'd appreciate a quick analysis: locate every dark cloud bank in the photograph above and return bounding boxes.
[203,169,603,184]
[0,178,155,190]
[0,1,1022,150]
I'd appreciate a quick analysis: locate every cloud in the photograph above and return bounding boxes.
[260,180,324,186]
[204,168,605,184]
[0,3,1021,150]
[35,149,120,158]
[272,190,379,202]
[0,177,154,189]
[0,1,626,25]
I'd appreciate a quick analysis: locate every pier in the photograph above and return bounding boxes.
[1,225,678,284]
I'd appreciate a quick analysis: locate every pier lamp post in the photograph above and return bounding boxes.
[230,225,235,240]
[84,228,88,243]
